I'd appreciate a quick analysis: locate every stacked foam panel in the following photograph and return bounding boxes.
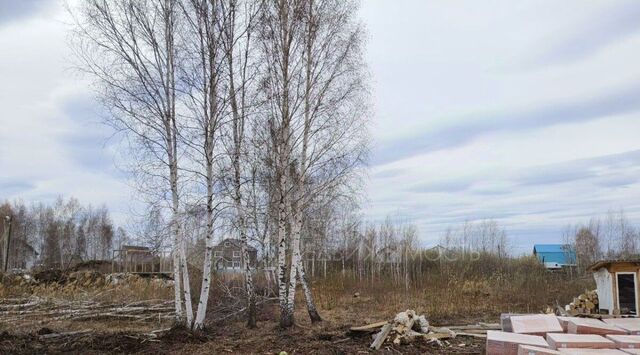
[605,319,640,335]
[567,318,627,335]
[511,315,564,336]
[557,317,574,333]
[546,333,615,350]
[517,345,563,355]
[606,335,640,349]
[557,349,628,354]
[487,330,549,355]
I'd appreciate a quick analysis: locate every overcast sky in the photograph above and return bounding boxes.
[2,0,640,254]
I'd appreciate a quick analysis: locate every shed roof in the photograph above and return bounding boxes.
[588,259,640,272]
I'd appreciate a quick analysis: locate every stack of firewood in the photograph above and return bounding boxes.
[564,290,599,315]
[351,312,499,350]
[350,309,455,350]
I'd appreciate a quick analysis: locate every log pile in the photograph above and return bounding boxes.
[0,296,174,326]
[350,309,498,350]
[564,290,599,315]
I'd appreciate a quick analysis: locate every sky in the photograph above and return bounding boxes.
[2,0,640,254]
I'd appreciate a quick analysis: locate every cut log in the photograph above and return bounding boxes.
[605,334,640,349]
[39,330,92,340]
[567,318,627,335]
[370,324,392,350]
[546,333,615,350]
[487,330,549,355]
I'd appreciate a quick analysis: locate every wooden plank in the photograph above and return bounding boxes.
[350,321,388,332]
[546,333,615,350]
[370,324,392,350]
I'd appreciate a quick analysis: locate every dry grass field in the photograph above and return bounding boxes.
[0,256,594,354]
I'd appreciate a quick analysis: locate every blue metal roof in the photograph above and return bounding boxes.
[533,244,576,265]
[533,244,569,253]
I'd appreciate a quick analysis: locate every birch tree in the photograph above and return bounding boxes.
[176,0,229,330]
[219,0,262,328]
[72,0,188,324]
[258,0,368,327]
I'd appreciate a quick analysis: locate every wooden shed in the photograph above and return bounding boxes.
[588,260,640,316]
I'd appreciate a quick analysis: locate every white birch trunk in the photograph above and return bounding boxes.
[297,253,321,322]
[180,235,193,326]
[172,222,183,322]
[193,198,214,329]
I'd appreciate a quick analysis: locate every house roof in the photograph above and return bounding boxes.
[587,259,640,272]
[216,238,257,252]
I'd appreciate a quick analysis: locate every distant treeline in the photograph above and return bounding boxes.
[0,196,125,270]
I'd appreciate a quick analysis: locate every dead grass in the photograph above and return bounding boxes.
[313,256,594,324]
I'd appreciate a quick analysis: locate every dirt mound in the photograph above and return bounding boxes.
[33,269,65,284]
[71,260,113,274]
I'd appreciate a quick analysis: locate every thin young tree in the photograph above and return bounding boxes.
[219,0,262,328]
[72,0,188,324]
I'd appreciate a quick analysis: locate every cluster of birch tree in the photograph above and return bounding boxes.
[72,0,368,330]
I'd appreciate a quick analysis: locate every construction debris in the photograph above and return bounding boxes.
[564,290,599,315]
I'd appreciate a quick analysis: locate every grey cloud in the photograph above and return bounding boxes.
[59,96,116,172]
[373,83,640,165]
[513,150,640,188]
[0,179,35,197]
[534,1,640,66]
[0,0,52,27]
[406,178,473,194]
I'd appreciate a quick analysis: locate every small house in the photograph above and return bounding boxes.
[213,238,257,272]
[533,244,576,269]
[588,260,640,316]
